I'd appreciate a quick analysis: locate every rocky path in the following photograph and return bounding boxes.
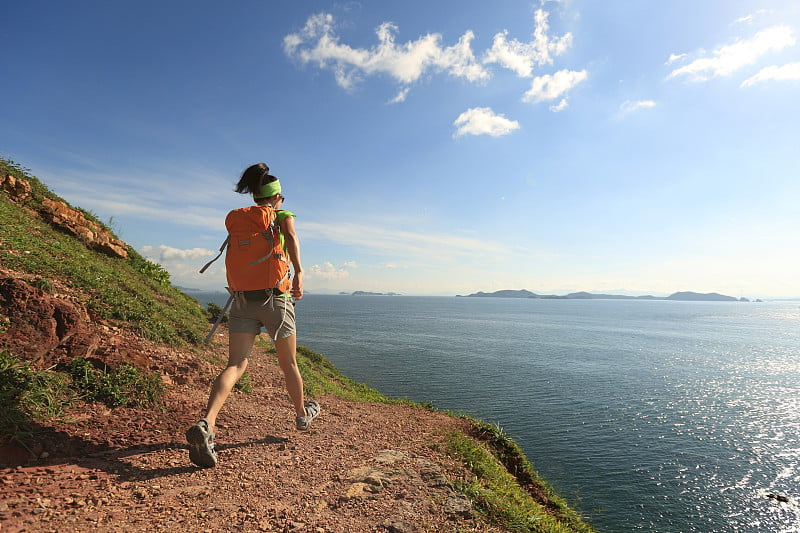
[1,331,504,533]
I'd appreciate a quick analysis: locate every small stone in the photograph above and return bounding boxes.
[375,450,409,464]
[341,482,379,501]
[443,494,472,518]
[382,519,417,533]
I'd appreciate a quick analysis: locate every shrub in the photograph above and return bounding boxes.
[0,350,75,443]
[129,253,171,288]
[68,358,165,408]
[206,302,229,324]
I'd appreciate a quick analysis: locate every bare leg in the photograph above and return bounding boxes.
[275,334,306,417]
[203,332,256,431]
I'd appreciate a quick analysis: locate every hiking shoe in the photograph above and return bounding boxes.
[296,400,320,431]
[186,418,217,468]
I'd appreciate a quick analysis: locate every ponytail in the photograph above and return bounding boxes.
[234,163,276,195]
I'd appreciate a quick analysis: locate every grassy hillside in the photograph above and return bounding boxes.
[0,158,207,345]
[0,157,210,443]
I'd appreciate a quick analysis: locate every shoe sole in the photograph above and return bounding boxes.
[186,424,217,468]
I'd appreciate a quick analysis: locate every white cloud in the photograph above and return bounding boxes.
[668,25,796,81]
[734,10,767,26]
[549,98,569,112]
[482,9,573,77]
[283,13,489,93]
[453,107,521,137]
[442,30,491,82]
[140,244,216,263]
[522,68,587,105]
[666,53,688,65]
[483,31,536,77]
[388,87,410,104]
[284,8,586,108]
[309,262,354,280]
[741,62,800,87]
[138,244,225,290]
[620,99,656,114]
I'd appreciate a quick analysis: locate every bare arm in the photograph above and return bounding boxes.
[281,216,304,300]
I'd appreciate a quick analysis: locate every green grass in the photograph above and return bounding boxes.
[0,350,166,444]
[0,350,75,443]
[447,422,595,533]
[234,371,253,393]
[68,357,165,409]
[0,158,207,345]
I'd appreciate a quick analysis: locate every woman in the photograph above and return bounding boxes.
[186,162,319,468]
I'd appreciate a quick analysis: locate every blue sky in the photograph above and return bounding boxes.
[2,1,798,298]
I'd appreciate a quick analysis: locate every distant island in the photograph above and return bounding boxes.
[342,291,402,296]
[457,290,756,302]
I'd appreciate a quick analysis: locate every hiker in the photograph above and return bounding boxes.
[186,162,320,468]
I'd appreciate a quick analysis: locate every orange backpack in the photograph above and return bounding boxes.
[200,205,291,293]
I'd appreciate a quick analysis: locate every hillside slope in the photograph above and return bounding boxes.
[0,159,595,533]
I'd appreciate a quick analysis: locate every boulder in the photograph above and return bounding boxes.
[39,198,128,259]
[0,277,86,365]
[0,173,33,201]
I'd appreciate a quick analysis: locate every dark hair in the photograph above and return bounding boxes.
[234,163,278,195]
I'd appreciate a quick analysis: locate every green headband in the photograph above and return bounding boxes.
[254,179,281,199]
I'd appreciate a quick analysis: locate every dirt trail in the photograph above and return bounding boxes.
[1,330,504,533]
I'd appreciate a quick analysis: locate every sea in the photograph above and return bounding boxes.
[192,292,800,533]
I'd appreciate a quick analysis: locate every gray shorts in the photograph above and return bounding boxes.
[228,290,296,340]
